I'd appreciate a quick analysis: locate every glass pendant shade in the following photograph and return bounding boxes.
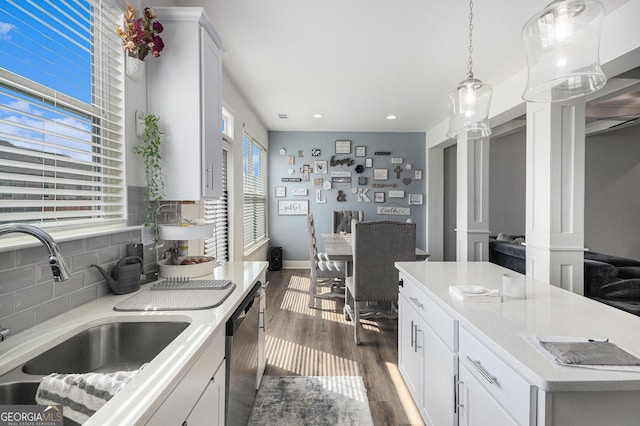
[522,0,607,102]
[446,77,493,139]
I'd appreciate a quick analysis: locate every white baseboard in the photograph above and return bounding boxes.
[280,260,310,269]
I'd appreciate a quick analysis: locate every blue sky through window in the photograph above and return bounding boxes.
[0,1,91,102]
[0,1,93,161]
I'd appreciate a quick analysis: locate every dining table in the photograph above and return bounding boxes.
[321,233,430,261]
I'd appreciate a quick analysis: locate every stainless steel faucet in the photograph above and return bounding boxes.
[0,223,71,282]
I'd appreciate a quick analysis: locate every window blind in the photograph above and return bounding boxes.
[0,0,125,229]
[243,132,267,252]
[204,148,228,261]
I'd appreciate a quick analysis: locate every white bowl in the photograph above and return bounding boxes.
[158,224,214,240]
[158,256,216,278]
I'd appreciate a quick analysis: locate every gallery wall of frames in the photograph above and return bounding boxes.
[267,131,426,262]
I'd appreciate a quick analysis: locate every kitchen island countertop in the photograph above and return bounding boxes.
[395,261,640,393]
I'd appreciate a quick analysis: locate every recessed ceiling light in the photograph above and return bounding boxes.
[386,115,397,120]
[312,113,323,119]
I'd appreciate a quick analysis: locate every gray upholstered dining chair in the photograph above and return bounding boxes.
[307,213,347,308]
[332,210,364,234]
[345,220,416,344]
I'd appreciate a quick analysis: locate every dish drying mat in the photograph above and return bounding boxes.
[151,279,233,290]
[113,283,236,311]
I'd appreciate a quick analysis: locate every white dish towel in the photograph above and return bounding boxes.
[35,365,146,424]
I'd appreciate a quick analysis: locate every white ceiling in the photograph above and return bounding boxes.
[175,0,632,133]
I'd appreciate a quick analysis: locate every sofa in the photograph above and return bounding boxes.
[488,235,640,316]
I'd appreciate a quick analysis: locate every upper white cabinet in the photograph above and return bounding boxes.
[147,7,225,200]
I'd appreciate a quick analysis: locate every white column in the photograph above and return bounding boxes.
[456,135,490,261]
[525,100,586,294]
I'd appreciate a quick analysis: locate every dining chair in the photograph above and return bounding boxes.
[345,220,416,344]
[307,213,347,308]
[332,210,364,234]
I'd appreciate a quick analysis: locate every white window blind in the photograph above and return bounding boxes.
[0,0,125,229]
[243,132,267,252]
[204,148,228,262]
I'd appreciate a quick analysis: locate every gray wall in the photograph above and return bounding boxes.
[443,145,457,261]
[268,131,426,262]
[585,125,640,260]
[489,131,527,236]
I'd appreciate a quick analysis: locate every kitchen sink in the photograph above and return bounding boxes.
[21,321,190,375]
[0,381,39,404]
[0,382,80,425]
[0,321,188,425]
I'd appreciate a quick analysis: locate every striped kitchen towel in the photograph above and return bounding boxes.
[35,364,146,424]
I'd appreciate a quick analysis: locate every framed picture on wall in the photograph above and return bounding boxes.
[314,160,328,174]
[275,186,286,197]
[414,169,423,180]
[374,192,385,203]
[365,158,373,168]
[408,194,423,205]
[355,146,366,157]
[373,168,388,180]
[278,199,309,216]
[335,140,351,154]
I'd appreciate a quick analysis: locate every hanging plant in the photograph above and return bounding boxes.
[134,113,164,226]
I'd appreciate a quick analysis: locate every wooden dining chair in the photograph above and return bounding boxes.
[345,220,416,344]
[332,210,364,233]
[307,213,346,308]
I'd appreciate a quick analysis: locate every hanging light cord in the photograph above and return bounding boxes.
[467,0,474,79]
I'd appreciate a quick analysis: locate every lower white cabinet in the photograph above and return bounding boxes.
[149,329,225,425]
[185,358,225,425]
[399,276,457,426]
[422,321,457,426]
[458,363,516,426]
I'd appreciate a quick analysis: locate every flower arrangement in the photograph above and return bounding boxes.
[116,3,164,61]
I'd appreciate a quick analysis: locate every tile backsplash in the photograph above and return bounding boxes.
[0,187,183,336]
[0,230,145,335]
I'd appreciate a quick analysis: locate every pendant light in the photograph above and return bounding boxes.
[522,0,607,102]
[447,0,493,140]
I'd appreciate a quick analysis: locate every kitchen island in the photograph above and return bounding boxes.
[0,261,267,425]
[396,261,640,426]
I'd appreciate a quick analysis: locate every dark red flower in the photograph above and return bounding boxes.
[152,35,164,52]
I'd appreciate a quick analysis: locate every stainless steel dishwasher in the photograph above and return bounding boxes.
[225,281,261,426]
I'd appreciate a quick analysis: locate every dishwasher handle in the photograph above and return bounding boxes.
[226,281,261,336]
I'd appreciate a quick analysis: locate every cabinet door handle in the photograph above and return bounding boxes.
[466,356,497,384]
[259,310,266,332]
[453,374,460,413]
[409,297,424,310]
[398,278,404,288]
[413,324,421,353]
[410,320,414,348]
[206,166,213,188]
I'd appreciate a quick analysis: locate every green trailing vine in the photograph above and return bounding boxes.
[134,113,164,226]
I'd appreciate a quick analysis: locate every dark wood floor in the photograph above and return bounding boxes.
[263,269,423,425]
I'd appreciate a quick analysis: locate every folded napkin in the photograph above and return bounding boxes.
[538,339,640,366]
[35,364,146,424]
[449,285,502,303]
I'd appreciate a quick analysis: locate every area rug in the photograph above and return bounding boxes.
[247,376,374,426]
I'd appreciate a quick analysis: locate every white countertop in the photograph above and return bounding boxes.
[395,261,640,393]
[0,261,268,425]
